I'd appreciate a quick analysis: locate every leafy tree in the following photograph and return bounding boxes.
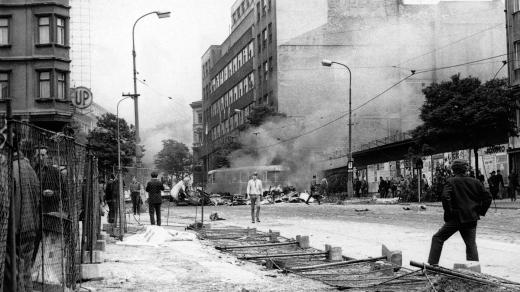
[411,75,516,176]
[237,104,286,131]
[87,113,139,175]
[154,139,192,175]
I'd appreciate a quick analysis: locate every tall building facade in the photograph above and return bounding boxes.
[201,0,505,174]
[0,0,72,131]
[506,0,520,174]
[200,0,328,172]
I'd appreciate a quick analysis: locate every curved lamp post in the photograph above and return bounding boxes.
[321,59,353,198]
[132,11,171,168]
[116,96,132,240]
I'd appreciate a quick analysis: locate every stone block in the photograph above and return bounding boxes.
[81,264,104,281]
[95,240,106,251]
[326,247,343,262]
[454,262,481,273]
[268,230,280,243]
[297,235,310,249]
[382,244,402,267]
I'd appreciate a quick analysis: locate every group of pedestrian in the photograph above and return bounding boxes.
[305,175,328,205]
[353,177,368,197]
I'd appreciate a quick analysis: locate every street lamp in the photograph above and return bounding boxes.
[321,59,353,198]
[131,10,171,168]
[116,96,132,240]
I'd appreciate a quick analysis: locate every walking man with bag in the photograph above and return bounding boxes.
[427,159,492,267]
[247,172,263,223]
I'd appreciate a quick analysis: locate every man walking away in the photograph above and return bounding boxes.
[508,171,518,202]
[145,172,164,226]
[427,159,492,267]
[487,171,499,201]
[247,172,263,223]
[130,176,141,215]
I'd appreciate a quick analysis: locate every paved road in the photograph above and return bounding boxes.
[149,201,520,282]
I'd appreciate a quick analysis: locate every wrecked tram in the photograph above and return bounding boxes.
[207,165,290,194]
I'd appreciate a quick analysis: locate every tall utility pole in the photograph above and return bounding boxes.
[321,59,353,198]
[131,11,171,168]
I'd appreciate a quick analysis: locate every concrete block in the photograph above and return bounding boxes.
[382,244,402,267]
[81,263,104,281]
[95,240,106,251]
[454,262,481,273]
[268,230,280,243]
[297,235,310,249]
[326,247,343,262]
[371,260,395,276]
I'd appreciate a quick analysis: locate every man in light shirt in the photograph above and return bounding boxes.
[246,172,263,223]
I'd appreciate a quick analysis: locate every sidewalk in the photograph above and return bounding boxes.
[81,215,328,292]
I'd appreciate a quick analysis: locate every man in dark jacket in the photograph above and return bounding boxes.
[427,159,492,265]
[104,174,117,224]
[145,172,164,226]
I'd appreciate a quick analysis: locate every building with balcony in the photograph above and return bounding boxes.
[0,0,72,132]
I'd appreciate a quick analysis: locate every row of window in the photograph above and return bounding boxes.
[0,70,68,100]
[210,103,255,141]
[210,72,255,118]
[257,23,273,53]
[514,0,520,13]
[209,41,254,95]
[0,15,67,46]
[256,0,272,22]
[257,57,273,83]
[232,0,254,25]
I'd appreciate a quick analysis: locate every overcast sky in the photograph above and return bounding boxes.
[90,0,235,166]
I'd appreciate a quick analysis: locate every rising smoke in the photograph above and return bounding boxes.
[225,0,505,190]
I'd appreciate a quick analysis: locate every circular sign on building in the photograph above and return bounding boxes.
[71,87,93,109]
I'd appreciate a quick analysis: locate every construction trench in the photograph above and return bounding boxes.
[194,226,520,292]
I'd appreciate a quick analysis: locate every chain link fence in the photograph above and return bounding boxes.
[0,120,102,292]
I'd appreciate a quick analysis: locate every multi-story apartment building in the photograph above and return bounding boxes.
[200,0,328,171]
[506,0,520,174]
[201,0,505,175]
[0,0,72,132]
[73,102,108,133]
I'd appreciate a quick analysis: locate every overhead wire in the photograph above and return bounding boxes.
[136,78,192,118]
[396,23,502,66]
[251,53,509,150]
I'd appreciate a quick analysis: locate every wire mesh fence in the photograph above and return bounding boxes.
[0,121,103,292]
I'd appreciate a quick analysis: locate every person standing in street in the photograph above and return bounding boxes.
[508,171,518,202]
[378,177,387,198]
[145,172,164,226]
[427,159,492,266]
[488,171,499,201]
[104,174,117,223]
[130,176,141,215]
[247,172,263,223]
[305,175,321,205]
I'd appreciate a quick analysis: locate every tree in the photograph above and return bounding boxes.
[411,75,517,176]
[87,113,139,175]
[154,139,192,175]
